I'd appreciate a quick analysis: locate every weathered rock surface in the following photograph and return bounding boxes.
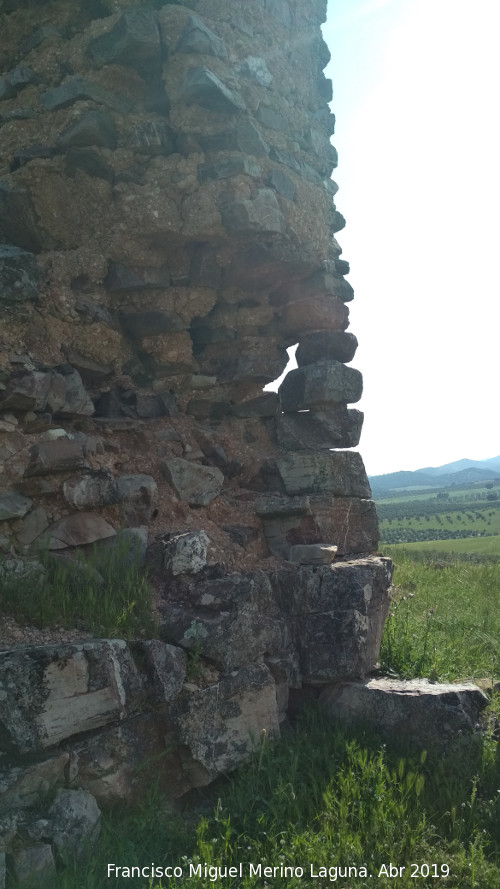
[171,663,280,776]
[0,245,38,304]
[163,530,210,576]
[319,678,489,747]
[275,451,371,498]
[274,407,363,450]
[274,558,393,681]
[279,362,363,411]
[162,458,224,506]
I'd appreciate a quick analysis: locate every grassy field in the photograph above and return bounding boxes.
[376,486,500,548]
[386,534,500,557]
[43,549,500,889]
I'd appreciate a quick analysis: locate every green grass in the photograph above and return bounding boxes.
[380,548,500,681]
[0,533,155,638]
[386,535,500,557]
[50,707,500,889]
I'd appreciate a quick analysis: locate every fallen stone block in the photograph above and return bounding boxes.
[105,260,170,292]
[319,678,489,748]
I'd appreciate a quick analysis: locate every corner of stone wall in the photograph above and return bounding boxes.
[0,0,393,878]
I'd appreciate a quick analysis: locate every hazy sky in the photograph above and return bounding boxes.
[318,0,500,475]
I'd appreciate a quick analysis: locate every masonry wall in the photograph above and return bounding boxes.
[0,1,392,881]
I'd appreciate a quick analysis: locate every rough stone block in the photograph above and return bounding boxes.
[0,641,144,754]
[276,451,371,498]
[171,663,280,776]
[0,754,69,812]
[274,557,393,681]
[259,495,379,558]
[38,513,116,550]
[16,507,49,546]
[41,77,132,114]
[266,167,295,200]
[281,295,349,340]
[162,457,224,506]
[0,245,38,303]
[279,362,363,411]
[180,67,245,113]
[0,182,43,252]
[319,678,489,747]
[63,470,119,510]
[58,110,117,150]
[221,189,286,234]
[47,788,101,859]
[163,530,210,576]
[164,571,288,671]
[10,845,55,889]
[87,7,161,76]
[24,439,88,477]
[274,407,363,450]
[296,331,358,366]
[0,491,32,521]
[130,640,187,704]
[177,14,227,59]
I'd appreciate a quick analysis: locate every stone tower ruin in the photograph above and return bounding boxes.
[0,0,392,873]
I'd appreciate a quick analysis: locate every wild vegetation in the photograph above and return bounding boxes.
[0,534,154,639]
[31,548,497,889]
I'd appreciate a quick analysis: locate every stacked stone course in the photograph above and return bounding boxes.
[0,0,394,881]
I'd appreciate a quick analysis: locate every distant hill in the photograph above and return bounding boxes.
[369,455,500,494]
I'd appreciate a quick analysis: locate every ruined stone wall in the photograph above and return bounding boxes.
[0,0,393,881]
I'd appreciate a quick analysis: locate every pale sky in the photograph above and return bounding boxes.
[318,0,500,475]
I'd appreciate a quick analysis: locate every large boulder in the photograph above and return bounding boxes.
[319,678,489,748]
